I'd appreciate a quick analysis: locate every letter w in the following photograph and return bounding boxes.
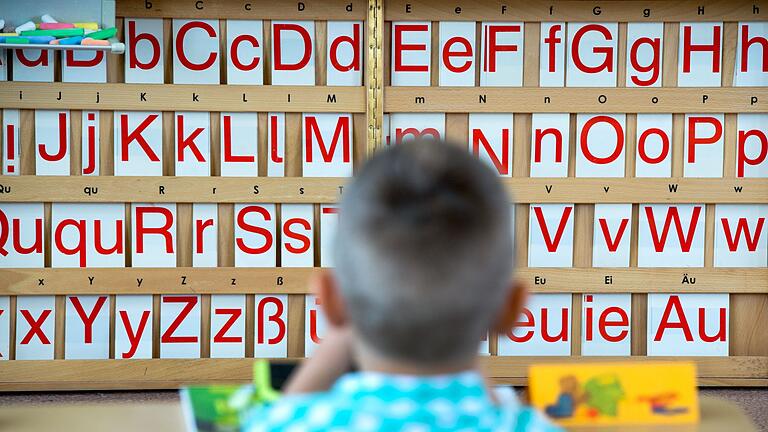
[721,217,765,252]
[644,206,702,252]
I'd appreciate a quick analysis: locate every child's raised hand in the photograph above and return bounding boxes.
[283,325,355,395]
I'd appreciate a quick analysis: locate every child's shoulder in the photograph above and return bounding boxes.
[241,392,345,431]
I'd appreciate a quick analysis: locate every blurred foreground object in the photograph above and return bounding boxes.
[180,360,280,432]
[529,361,700,427]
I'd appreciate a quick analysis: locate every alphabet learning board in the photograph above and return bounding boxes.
[0,0,765,390]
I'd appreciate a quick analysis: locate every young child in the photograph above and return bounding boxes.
[243,140,560,431]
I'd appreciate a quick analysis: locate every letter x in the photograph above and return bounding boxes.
[20,309,52,344]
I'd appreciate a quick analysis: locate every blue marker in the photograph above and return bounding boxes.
[26,36,56,44]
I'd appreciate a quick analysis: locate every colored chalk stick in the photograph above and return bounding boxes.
[41,14,58,24]
[73,22,99,30]
[0,33,18,37]
[59,36,84,45]
[39,22,75,30]
[85,27,116,40]
[81,38,110,46]
[26,36,56,44]
[49,39,60,45]
[21,28,83,37]
[15,21,36,33]
[6,37,30,44]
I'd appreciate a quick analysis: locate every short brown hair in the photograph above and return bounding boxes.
[333,140,514,364]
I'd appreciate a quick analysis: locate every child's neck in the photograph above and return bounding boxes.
[355,342,477,376]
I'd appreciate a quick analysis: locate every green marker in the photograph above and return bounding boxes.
[21,28,84,38]
[85,27,117,40]
[6,37,30,44]
[252,360,280,403]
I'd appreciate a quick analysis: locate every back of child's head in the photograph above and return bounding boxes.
[334,140,515,365]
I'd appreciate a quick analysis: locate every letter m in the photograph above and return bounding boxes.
[304,115,351,163]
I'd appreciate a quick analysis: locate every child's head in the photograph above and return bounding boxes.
[317,140,525,366]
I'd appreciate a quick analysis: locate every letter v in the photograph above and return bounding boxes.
[599,218,629,252]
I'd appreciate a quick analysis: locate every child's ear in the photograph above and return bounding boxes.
[313,269,349,328]
[491,280,528,333]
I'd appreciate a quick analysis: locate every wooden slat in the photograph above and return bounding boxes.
[1,267,314,295]
[384,87,765,113]
[0,177,347,203]
[1,176,764,203]
[0,356,764,391]
[384,0,766,21]
[2,267,765,295]
[730,294,768,356]
[117,0,367,20]
[505,178,766,204]
[0,83,365,113]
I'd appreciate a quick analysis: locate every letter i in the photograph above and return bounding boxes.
[584,294,594,341]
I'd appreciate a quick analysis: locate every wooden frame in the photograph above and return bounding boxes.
[384,87,766,113]
[117,0,368,20]
[1,267,766,295]
[1,177,765,203]
[0,83,365,112]
[384,0,767,22]
[1,356,765,391]
[0,0,766,390]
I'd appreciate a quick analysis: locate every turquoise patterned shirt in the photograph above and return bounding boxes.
[242,371,561,431]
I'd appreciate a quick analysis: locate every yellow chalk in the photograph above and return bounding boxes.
[74,22,99,30]
[0,33,18,36]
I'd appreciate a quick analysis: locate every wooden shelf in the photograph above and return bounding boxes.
[0,177,347,203]
[1,267,765,295]
[1,177,765,203]
[384,0,765,22]
[0,83,366,113]
[0,356,764,391]
[384,87,765,113]
[1,267,314,295]
[117,0,368,20]
[4,85,762,114]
